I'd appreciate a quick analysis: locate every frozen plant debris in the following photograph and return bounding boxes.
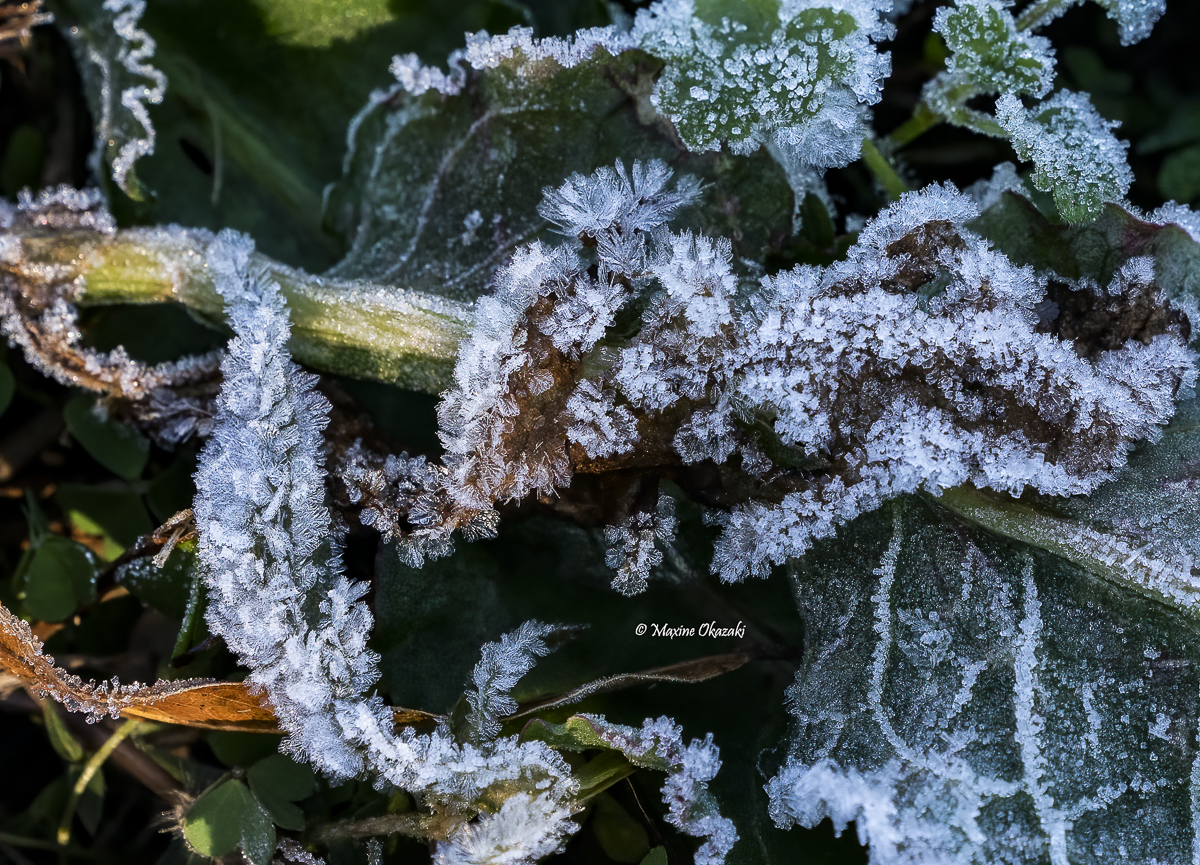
[632,0,892,166]
[997,90,1133,223]
[380,168,1195,587]
[193,228,737,863]
[0,188,220,443]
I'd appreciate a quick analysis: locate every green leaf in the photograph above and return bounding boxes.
[42,704,85,764]
[207,732,285,769]
[325,48,793,302]
[63,395,151,481]
[771,498,1200,863]
[589,792,650,863]
[640,847,668,865]
[146,451,198,524]
[70,764,106,837]
[56,484,154,551]
[0,361,14,417]
[114,541,197,619]
[22,536,98,622]
[183,779,275,865]
[575,751,638,801]
[246,754,316,803]
[1159,144,1200,204]
[935,0,1055,97]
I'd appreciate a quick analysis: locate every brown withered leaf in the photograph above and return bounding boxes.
[0,601,441,732]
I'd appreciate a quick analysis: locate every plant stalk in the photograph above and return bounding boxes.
[8,226,471,394]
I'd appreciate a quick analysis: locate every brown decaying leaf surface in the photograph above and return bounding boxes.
[0,600,440,732]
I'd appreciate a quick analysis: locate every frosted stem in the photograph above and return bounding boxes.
[7,224,470,393]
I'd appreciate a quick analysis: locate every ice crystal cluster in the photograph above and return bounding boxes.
[393,161,1195,588]
[192,229,732,863]
[933,0,1055,98]
[632,0,893,166]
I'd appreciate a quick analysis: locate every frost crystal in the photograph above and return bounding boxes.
[433,792,578,865]
[192,229,583,858]
[466,621,562,744]
[996,90,1133,223]
[604,494,677,596]
[933,0,1055,98]
[632,0,892,165]
[587,715,738,865]
[1022,0,1165,46]
[389,25,635,97]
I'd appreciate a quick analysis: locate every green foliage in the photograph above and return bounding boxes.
[935,0,1055,96]
[22,535,98,622]
[63,395,151,480]
[183,779,275,865]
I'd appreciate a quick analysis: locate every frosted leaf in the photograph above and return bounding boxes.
[1095,0,1167,44]
[466,620,563,744]
[433,792,577,865]
[996,90,1133,223]
[604,494,678,595]
[1152,201,1200,244]
[769,500,1200,865]
[933,0,1055,98]
[583,715,737,865]
[388,25,635,99]
[632,0,892,164]
[68,0,166,197]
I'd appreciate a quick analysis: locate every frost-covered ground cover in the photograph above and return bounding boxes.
[2,0,1200,863]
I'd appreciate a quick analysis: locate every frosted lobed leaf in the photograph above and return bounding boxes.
[1018,0,1164,44]
[996,90,1133,223]
[67,0,166,198]
[769,500,1200,865]
[604,494,678,596]
[632,0,893,165]
[933,0,1055,98]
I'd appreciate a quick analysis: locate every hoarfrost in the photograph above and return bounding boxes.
[389,25,635,98]
[934,0,1056,97]
[632,0,893,165]
[466,620,562,744]
[192,229,582,856]
[604,494,677,596]
[769,502,1200,864]
[70,0,166,196]
[586,715,738,865]
[996,90,1133,223]
[388,166,1193,587]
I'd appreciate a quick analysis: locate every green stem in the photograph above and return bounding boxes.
[9,226,471,394]
[56,719,145,847]
[859,138,909,201]
[888,102,942,149]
